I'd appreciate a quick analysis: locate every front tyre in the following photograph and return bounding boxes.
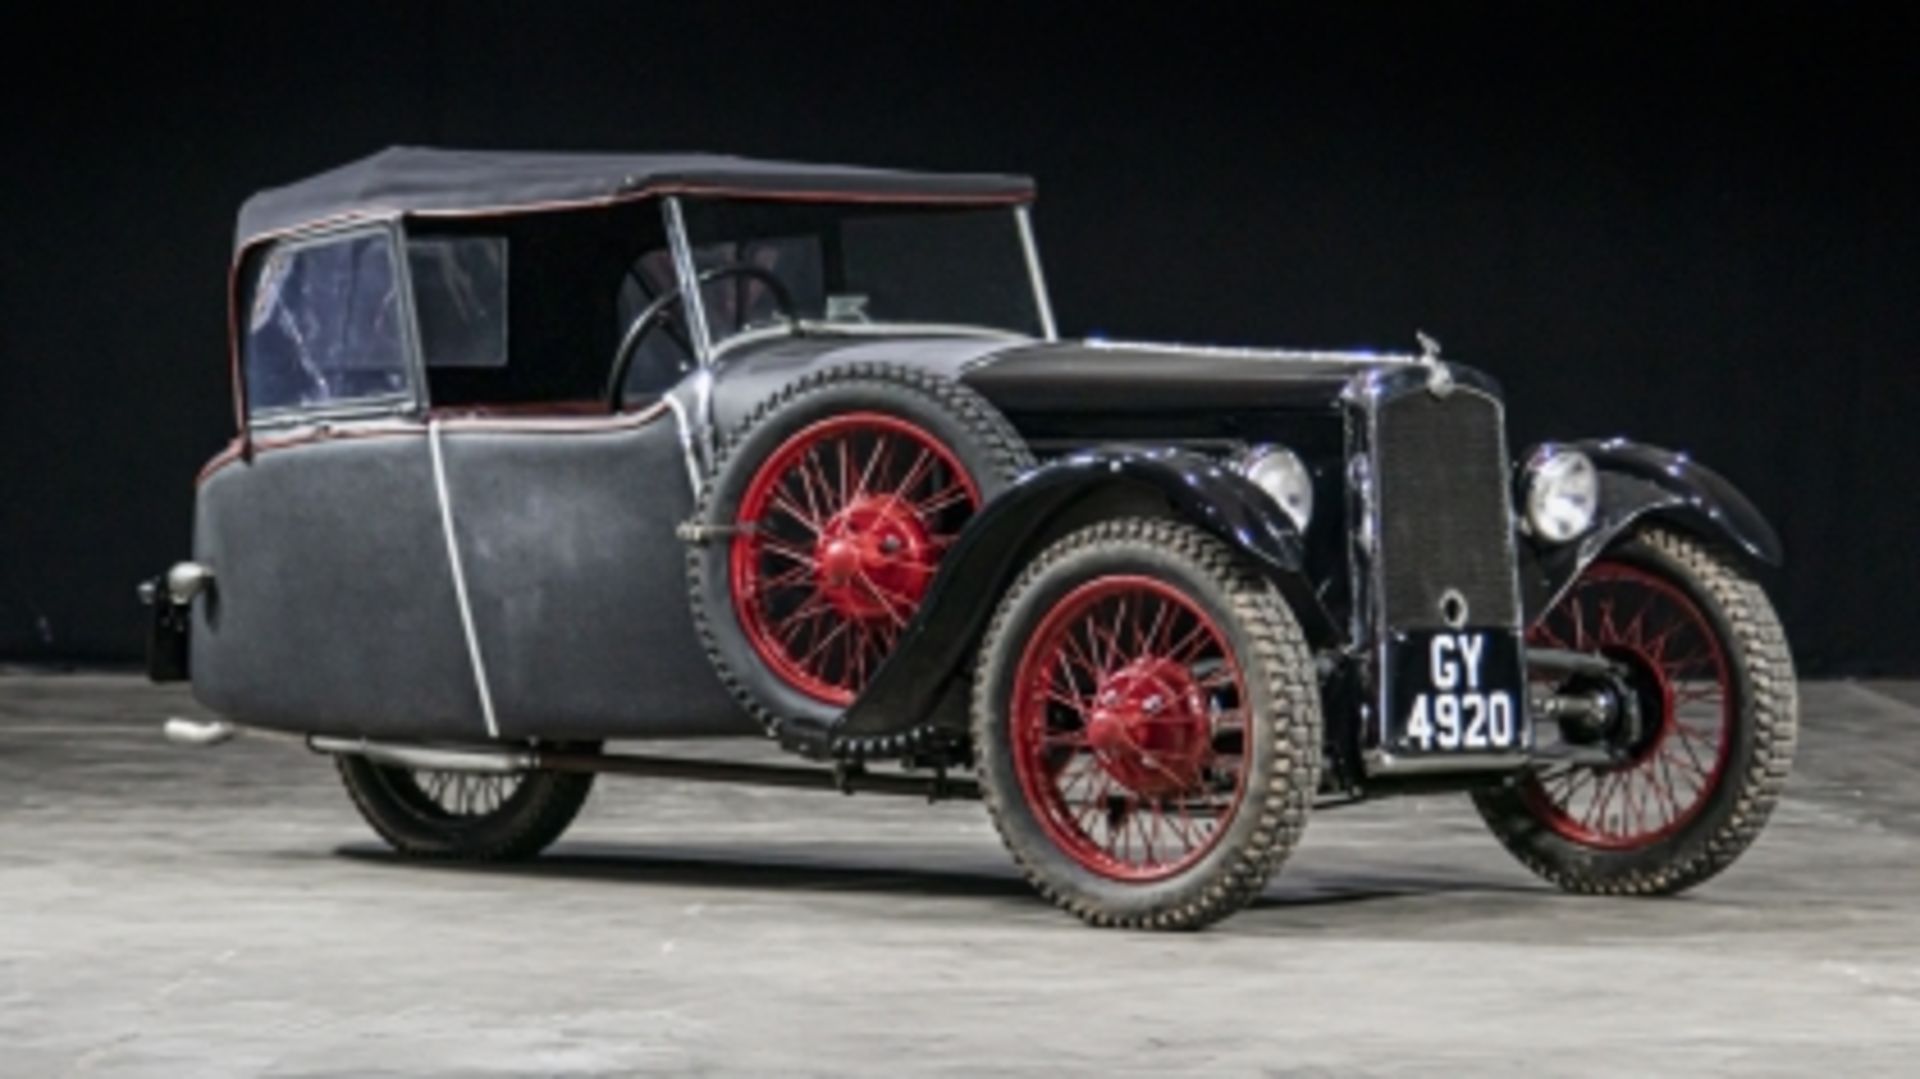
[1474,527,1798,894]
[337,754,596,861]
[972,519,1321,930]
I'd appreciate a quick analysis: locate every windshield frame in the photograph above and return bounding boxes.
[657,196,1056,367]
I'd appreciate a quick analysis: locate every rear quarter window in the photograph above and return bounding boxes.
[244,230,411,416]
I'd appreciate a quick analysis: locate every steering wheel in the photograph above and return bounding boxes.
[606,262,799,406]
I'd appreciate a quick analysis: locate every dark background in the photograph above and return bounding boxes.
[1,4,1914,674]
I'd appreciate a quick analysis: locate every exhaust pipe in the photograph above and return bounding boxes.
[308,736,535,774]
[163,717,238,747]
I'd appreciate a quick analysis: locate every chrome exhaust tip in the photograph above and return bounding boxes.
[163,717,237,747]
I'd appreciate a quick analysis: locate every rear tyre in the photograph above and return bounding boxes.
[690,363,1031,732]
[972,518,1320,930]
[1473,527,1797,895]
[337,755,595,861]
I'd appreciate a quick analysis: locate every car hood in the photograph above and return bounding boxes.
[703,332,1455,433]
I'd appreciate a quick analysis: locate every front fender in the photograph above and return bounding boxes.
[1519,438,1783,623]
[811,446,1334,751]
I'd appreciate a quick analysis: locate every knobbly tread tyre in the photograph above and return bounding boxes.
[688,362,1034,735]
[336,756,595,862]
[971,517,1321,930]
[1473,526,1798,895]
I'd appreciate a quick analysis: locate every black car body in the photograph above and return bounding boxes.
[146,149,1799,928]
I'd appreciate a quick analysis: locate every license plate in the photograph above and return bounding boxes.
[1383,629,1528,756]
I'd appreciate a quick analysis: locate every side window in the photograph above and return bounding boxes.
[244,231,412,416]
[409,236,508,369]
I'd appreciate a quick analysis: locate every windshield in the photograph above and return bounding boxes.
[669,201,1044,347]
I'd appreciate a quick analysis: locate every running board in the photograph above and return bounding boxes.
[540,749,979,801]
[190,727,1369,809]
[308,736,535,774]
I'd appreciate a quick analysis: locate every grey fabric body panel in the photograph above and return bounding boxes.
[190,416,756,741]
[190,434,483,738]
[435,419,755,739]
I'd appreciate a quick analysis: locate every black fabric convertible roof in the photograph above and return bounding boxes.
[235,147,1036,250]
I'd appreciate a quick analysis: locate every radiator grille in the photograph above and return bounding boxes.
[1373,388,1520,629]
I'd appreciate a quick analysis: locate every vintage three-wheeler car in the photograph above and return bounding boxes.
[146,148,1798,928]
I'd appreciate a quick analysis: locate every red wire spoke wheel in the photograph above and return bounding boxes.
[1522,561,1733,849]
[1008,575,1252,881]
[972,518,1319,930]
[730,413,982,704]
[690,366,1032,731]
[1473,527,1798,896]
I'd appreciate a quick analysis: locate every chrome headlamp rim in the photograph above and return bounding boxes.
[1235,443,1314,532]
[1522,444,1599,544]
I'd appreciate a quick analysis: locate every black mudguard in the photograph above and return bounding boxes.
[1518,438,1783,623]
[780,446,1334,759]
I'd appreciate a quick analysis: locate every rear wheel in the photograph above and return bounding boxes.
[1474,527,1797,894]
[337,755,595,861]
[972,519,1320,930]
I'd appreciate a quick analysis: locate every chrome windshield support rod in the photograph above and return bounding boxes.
[661,196,714,365]
[1015,205,1058,341]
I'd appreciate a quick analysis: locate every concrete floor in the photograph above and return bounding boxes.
[2,675,1918,1077]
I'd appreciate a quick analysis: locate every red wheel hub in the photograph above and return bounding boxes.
[1083,658,1213,798]
[813,494,936,620]
[730,412,981,705]
[1008,574,1252,882]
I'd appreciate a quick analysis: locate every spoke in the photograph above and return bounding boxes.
[1625,769,1653,834]
[803,449,840,517]
[772,592,835,635]
[854,571,914,628]
[768,491,823,534]
[1078,618,1116,679]
[847,620,870,687]
[1059,630,1106,683]
[837,437,853,507]
[746,562,815,598]
[1093,598,1129,673]
[914,482,975,519]
[1053,652,1092,719]
[798,617,853,671]
[1583,771,1618,829]
[1620,593,1652,649]
[1597,598,1622,648]
[775,598,835,649]
[1044,688,1093,716]
[1170,620,1219,665]
[1674,725,1717,773]
[793,450,828,524]
[1136,805,1159,866]
[1195,668,1239,693]
[1660,648,1713,681]
[1652,753,1686,823]
[854,433,893,498]
[1141,596,1173,657]
[893,448,936,501]
[760,538,819,569]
